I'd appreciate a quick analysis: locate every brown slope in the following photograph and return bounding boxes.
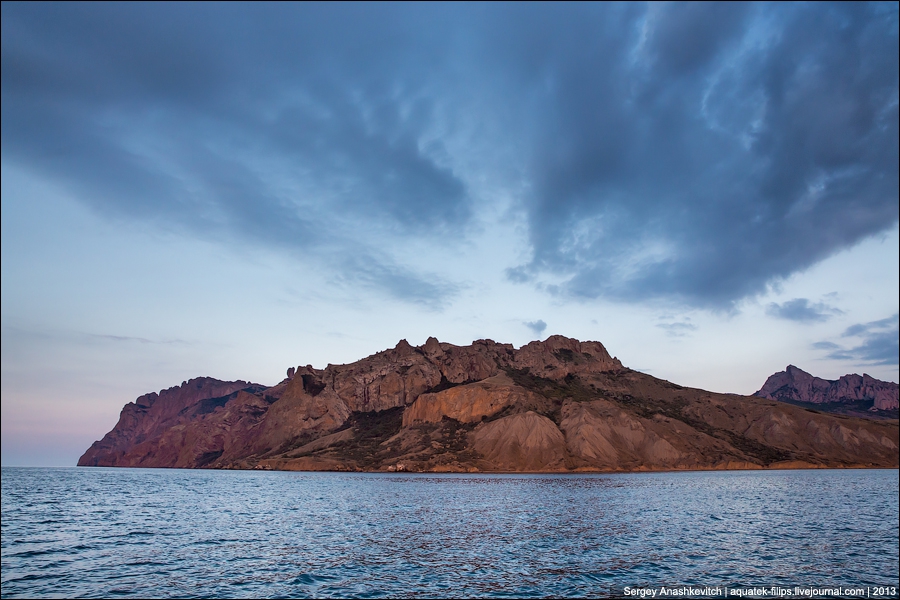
[576,368,898,469]
[472,412,570,471]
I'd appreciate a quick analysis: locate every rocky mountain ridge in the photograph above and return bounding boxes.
[755,365,899,418]
[79,336,899,472]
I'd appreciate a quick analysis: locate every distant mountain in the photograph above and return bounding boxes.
[79,337,899,472]
[755,365,899,419]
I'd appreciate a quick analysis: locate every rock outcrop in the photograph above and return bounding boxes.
[756,365,899,415]
[402,373,541,426]
[79,337,898,472]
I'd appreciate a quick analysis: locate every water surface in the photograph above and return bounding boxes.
[2,468,898,598]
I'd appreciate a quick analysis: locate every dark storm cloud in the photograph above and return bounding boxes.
[2,3,897,308]
[814,314,899,366]
[510,3,898,307]
[766,298,843,323]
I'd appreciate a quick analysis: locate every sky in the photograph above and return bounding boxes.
[2,2,898,466]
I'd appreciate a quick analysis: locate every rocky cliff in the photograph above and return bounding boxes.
[755,365,899,417]
[79,336,899,472]
[78,377,267,467]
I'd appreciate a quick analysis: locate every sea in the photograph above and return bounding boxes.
[1,467,898,599]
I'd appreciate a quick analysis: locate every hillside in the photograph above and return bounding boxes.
[79,336,899,472]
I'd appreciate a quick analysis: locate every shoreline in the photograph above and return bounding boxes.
[65,463,900,474]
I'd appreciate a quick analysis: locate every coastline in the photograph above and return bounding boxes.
[74,462,900,474]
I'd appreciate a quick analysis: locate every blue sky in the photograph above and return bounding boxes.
[2,2,898,466]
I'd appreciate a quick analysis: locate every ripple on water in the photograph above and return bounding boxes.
[1,468,898,598]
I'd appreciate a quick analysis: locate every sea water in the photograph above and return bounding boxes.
[1,467,898,598]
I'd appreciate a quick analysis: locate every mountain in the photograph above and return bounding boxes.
[755,365,899,419]
[78,336,899,472]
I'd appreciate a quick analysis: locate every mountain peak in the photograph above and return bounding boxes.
[756,366,898,416]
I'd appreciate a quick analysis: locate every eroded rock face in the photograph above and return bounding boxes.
[512,335,621,379]
[274,335,623,427]
[78,378,260,467]
[472,412,569,471]
[104,390,273,469]
[80,335,622,469]
[756,365,899,411]
[402,374,540,426]
[560,400,683,469]
[79,337,898,472]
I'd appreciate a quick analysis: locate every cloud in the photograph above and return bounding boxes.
[2,3,897,310]
[85,333,188,345]
[511,3,899,307]
[766,298,844,323]
[1,4,469,307]
[333,252,459,310]
[524,320,547,336]
[656,319,698,338]
[815,314,899,366]
[1,324,193,351]
[86,333,190,346]
[505,267,532,284]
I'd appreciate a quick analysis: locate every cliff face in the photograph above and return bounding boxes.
[78,378,265,467]
[756,365,899,415]
[79,337,899,472]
